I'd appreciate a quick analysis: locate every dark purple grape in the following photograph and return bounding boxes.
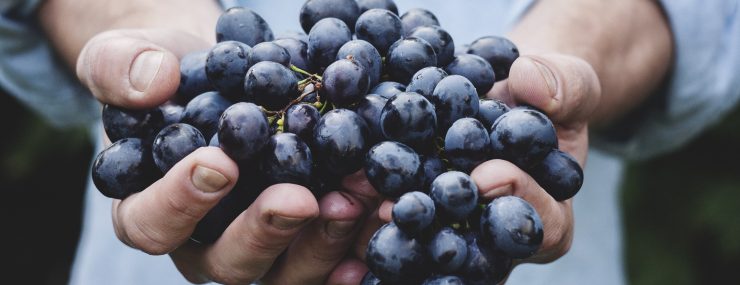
[261,133,312,186]
[284,103,320,143]
[408,25,455,66]
[530,149,583,201]
[480,196,544,259]
[181,91,232,139]
[422,275,464,285]
[159,102,184,126]
[307,17,352,69]
[379,92,437,150]
[92,138,159,199]
[247,42,291,67]
[476,98,510,129]
[205,41,251,100]
[313,109,369,176]
[217,102,270,161]
[370,81,406,99]
[420,154,445,190]
[400,8,440,35]
[300,0,361,33]
[216,7,273,46]
[337,40,382,87]
[360,271,382,285]
[430,75,480,133]
[444,118,491,173]
[357,0,398,15]
[445,54,495,95]
[386,37,438,84]
[428,227,468,273]
[355,9,403,55]
[273,38,311,71]
[152,123,206,173]
[276,31,309,43]
[176,50,212,103]
[460,232,512,285]
[355,94,388,143]
[366,223,429,284]
[467,36,519,81]
[392,191,435,235]
[102,104,165,143]
[243,61,299,111]
[321,58,369,107]
[489,108,558,169]
[430,171,478,222]
[191,165,262,244]
[365,141,422,198]
[406,66,447,99]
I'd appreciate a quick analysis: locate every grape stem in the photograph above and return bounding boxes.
[290,64,322,80]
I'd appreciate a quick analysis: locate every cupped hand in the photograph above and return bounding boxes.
[78,29,377,285]
[373,53,601,266]
[473,53,601,264]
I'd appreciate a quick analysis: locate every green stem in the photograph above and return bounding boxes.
[319,100,333,114]
[290,64,322,80]
[297,77,311,85]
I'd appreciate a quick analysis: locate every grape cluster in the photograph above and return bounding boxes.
[90,0,585,282]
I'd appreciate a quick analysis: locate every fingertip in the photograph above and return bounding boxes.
[470,160,519,200]
[325,258,369,285]
[341,169,381,209]
[508,56,559,113]
[378,200,393,223]
[258,183,320,224]
[185,147,239,186]
[319,191,366,221]
[76,30,182,109]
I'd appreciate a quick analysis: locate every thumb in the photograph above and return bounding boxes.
[76,29,211,108]
[500,54,601,125]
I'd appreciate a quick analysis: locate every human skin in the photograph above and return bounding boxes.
[38,0,671,284]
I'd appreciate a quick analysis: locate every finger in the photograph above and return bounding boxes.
[489,54,601,125]
[177,184,320,284]
[76,29,211,108]
[378,199,393,223]
[470,159,573,263]
[341,169,382,209]
[261,191,366,285]
[112,146,238,255]
[325,257,369,285]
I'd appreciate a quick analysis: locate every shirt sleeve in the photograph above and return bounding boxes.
[0,0,100,129]
[593,0,740,160]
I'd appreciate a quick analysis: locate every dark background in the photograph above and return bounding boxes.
[1,88,739,284]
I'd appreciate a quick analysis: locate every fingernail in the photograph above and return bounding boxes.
[130,50,164,92]
[483,184,514,200]
[191,165,229,193]
[326,220,357,238]
[520,57,557,98]
[270,215,308,230]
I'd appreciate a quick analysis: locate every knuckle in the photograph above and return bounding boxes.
[242,231,286,256]
[165,193,204,224]
[206,263,258,285]
[125,220,176,255]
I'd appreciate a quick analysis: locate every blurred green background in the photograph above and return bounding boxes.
[1,87,738,284]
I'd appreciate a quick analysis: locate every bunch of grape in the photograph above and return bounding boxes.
[91,0,584,283]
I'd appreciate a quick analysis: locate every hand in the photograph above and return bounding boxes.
[368,53,601,268]
[77,29,377,285]
[476,53,601,263]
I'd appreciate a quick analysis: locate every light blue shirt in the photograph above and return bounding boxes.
[1,1,738,284]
